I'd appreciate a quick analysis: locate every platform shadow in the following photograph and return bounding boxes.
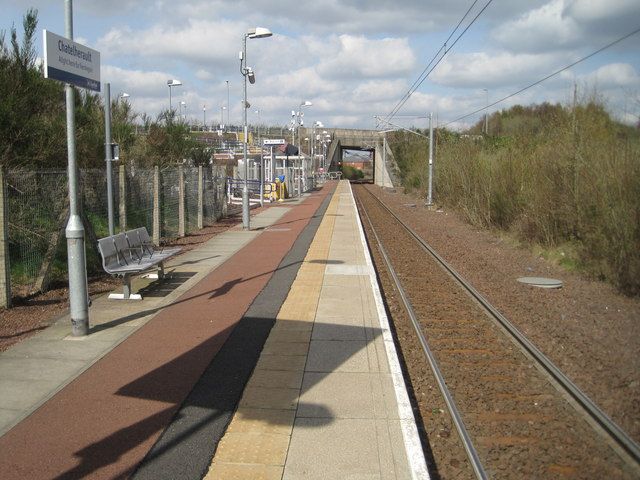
[56,316,381,480]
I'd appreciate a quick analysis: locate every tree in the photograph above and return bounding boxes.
[0,9,67,168]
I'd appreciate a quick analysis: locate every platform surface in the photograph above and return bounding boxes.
[0,180,428,479]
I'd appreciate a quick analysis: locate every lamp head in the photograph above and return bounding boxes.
[300,100,312,107]
[247,27,273,39]
[167,79,182,86]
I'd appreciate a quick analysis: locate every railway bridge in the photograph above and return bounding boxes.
[300,127,399,188]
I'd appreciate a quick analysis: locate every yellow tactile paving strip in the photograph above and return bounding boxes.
[204,185,342,480]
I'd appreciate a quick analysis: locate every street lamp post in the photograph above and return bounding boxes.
[167,79,182,112]
[296,101,312,197]
[241,27,272,230]
[226,80,230,126]
[312,120,323,173]
[203,104,206,129]
[63,0,89,336]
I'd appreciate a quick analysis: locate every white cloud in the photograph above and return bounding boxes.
[317,35,415,79]
[430,51,570,89]
[102,65,173,97]
[97,18,243,66]
[353,80,408,102]
[492,0,640,53]
[492,0,580,52]
[581,63,640,89]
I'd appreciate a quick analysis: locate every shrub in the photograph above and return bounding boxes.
[389,99,640,295]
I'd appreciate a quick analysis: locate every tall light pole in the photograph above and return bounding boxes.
[312,120,323,172]
[63,0,89,336]
[226,80,230,126]
[323,132,330,171]
[296,101,312,197]
[241,27,272,230]
[203,104,206,128]
[167,79,182,112]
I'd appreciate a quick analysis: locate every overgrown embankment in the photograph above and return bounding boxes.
[389,102,640,295]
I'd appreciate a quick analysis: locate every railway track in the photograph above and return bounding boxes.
[352,183,640,479]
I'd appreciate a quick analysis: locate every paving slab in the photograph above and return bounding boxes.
[283,417,396,480]
[306,339,371,373]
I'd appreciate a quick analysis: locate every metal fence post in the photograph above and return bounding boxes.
[222,165,228,217]
[197,165,203,229]
[0,167,11,308]
[178,164,185,237]
[119,164,127,231]
[153,165,160,245]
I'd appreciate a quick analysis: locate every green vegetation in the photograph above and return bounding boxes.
[389,100,640,295]
[0,9,204,169]
[341,164,365,180]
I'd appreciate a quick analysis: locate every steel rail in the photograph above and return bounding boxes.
[358,185,640,467]
[354,191,488,480]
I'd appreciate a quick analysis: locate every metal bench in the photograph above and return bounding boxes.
[97,230,181,300]
[125,227,182,261]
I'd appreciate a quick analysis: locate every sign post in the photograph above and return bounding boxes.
[42,1,101,336]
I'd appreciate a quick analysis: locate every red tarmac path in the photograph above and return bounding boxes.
[0,183,335,479]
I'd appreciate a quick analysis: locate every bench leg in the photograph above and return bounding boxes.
[144,262,164,280]
[143,263,164,280]
[109,274,142,301]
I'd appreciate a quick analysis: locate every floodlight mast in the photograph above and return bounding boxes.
[240,27,272,230]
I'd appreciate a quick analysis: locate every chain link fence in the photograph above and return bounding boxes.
[5,169,68,295]
[3,165,229,300]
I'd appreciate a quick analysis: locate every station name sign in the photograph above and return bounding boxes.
[43,30,101,92]
[263,139,286,145]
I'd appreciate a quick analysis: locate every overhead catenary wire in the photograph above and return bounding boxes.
[385,0,494,123]
[443,26,640,128]
[384,0,479,122]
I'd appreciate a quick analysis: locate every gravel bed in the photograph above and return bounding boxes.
[355,184,640,478]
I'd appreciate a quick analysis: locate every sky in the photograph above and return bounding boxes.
[2,0,640,130]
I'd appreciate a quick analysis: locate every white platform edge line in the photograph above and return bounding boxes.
[346,181,431,480]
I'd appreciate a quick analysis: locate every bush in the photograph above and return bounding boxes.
[389,99,640,295]
[341,165,364,180]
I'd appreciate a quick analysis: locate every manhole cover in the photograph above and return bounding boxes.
[517,277,563,289]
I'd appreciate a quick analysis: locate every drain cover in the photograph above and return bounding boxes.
[517,277,563,289]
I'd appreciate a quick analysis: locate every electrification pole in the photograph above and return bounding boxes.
[427,112,434,208]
